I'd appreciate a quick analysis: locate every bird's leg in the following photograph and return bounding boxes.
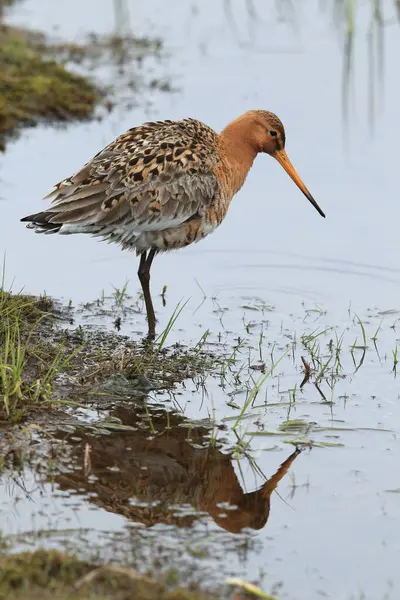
[138,249,157,340]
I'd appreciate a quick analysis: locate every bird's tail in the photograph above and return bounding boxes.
[21,211,62,234]
[21,211,95,235]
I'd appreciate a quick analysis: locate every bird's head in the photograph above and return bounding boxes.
[239,110,326,218]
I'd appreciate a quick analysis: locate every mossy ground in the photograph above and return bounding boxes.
[0,550,214,600]
[0,23,99,150]
[0,0,167,151]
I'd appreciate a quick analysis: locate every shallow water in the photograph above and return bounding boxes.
[2,1,400,599]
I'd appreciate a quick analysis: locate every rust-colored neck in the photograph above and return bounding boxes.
[217,115,260,197]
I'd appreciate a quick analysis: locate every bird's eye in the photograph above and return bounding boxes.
[269,130,277,137]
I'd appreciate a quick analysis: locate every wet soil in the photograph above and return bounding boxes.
[0,288,217,423]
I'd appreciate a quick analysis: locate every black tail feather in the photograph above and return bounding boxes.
[21,211,50,224]
[21,211,62,233]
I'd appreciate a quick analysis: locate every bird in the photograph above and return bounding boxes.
[21,110,325,340]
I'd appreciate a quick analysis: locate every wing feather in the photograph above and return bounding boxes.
[45,119,219,231]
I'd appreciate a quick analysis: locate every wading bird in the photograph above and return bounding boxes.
[22,110,325,339]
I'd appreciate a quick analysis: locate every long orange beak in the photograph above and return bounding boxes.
[273,149,325,218]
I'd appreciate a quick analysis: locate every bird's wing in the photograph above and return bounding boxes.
[41,119,220,232]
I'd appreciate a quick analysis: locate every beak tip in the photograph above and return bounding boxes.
[311,200,325,219]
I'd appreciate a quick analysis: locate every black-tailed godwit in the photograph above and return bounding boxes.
[22,110,325,339]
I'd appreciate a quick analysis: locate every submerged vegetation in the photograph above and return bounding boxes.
[2,266,398,439]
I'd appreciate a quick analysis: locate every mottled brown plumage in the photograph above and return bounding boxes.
[22,110,325,339]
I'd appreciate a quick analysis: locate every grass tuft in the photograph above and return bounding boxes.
[0,281,218,423]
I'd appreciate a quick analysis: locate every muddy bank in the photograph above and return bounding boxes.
[0,12,99,150]
[0,286,216,423]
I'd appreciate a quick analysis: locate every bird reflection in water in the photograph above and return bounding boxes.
[53,405,301,534]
